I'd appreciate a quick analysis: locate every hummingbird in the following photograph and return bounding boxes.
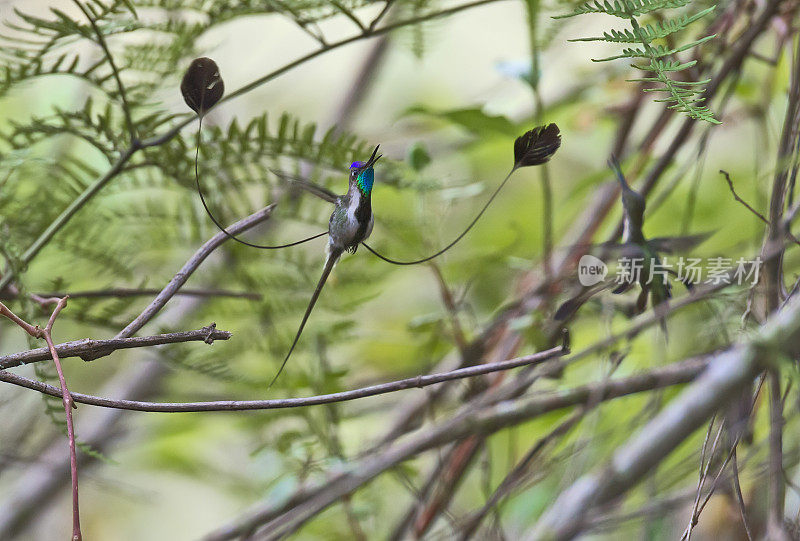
[609,156,671,333]
[555,158,710,332]
[269,145,382,387]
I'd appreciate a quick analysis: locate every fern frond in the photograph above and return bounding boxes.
[146,112,370,191]
[572,7,715,43]
[3,98,123,158]
[557,0,718,123]
[0,2,142,99]
[592,34,714,61]
[554,0,693,19]
[133,0,375,24]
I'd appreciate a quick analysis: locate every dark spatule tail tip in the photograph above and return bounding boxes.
[513,123,562,169]
[181,57,224,116]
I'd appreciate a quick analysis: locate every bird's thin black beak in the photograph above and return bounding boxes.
[363,144,382,169]
[608,156,629,189]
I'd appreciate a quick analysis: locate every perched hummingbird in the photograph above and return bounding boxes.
[555,158,710,331]
[270,145,382,386]
[609,156,671,333]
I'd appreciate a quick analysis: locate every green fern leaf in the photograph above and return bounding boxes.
[557,0,718,123]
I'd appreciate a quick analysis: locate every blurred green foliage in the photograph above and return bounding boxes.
[0,0,797,539]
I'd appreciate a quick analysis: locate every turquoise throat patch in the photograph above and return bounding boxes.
[350,161,374,194]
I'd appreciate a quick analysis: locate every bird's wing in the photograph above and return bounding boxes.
[270,169,338,203]
[648,231,714,254]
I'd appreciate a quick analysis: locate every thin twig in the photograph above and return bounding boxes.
[290,17,328,46]
[768,371,786,536]
[368,0,394,30]
[0,297,81,541]
[0,325,231,369]
[721,169,800,247]
[0,344,567,413]
[686,416,724,541]
[412,438,482,537]
[0,301,40,336]
[330,0,366,31]
[0,287,261,302]
[682,430,745,541]
[720,169,770,225]
[732,448,754,541]
[459,409,583,538]
[42,298,81,541]
[72,0,137,144]
[429,263,468,353]
[113,205,275,341]
[585,489,695,532]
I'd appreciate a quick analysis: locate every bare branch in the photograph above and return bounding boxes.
[201,354,710,540]
[720,169,800,247]
[112,205,275,342]
[0,287,261,302]
[720,169,770,225]
[368,0,395,31]
[732,449,754,541]
[330,0,366,32]
[0,324,231,369]
[0,301,41,337]
[0,344,567,413]
[0,297,81,541]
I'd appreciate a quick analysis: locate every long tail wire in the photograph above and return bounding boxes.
[362,167,517,265]
[194,116,327,249]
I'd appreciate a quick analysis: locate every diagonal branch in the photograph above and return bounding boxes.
[527,294,800,540]
[0,287,261,302]
[720,169,770,225]
[113,205,275,341]
[459,409,584,538]
[720,169,800,247]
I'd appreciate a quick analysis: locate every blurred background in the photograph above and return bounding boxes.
[0,0,797,539]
